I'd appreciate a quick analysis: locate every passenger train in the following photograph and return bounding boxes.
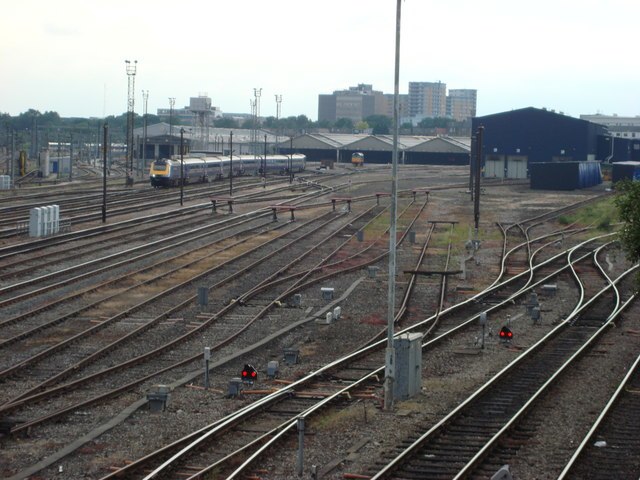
[149,154,306,187]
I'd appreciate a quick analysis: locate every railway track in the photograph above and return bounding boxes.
[368,243,637,479]
[95,210,619,479]
[558,351,640,479]
[0,179,624,479]
[0,194,430,440]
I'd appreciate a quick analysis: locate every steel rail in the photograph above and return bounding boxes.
[132,229,610,480]
[557,347,640,479]
[370,249,634,479]
[450,266,638,480]
[0,209,343,408]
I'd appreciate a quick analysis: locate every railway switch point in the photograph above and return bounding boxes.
[284,348,300,365]
[228,378,243,397]
[267,361,279,379]
[147,385,171,412]
[321,287,334,300]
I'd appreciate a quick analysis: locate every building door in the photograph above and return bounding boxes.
[484,155,505,178]
[506,156,528,179]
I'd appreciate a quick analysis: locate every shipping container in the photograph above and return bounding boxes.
[530,161,602,190]
[612,161,640,183]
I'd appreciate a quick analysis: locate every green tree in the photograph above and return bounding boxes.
[214,117,239,128]
[355,121,369,132]
[334,117,353,132]
[364,114,391,135]
[614,179,640,288]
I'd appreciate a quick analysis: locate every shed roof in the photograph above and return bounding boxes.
[285,133,470,153]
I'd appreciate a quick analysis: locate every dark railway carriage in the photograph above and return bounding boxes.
[150,154,306,187]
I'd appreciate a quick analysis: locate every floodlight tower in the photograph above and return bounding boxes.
[142,90,149,175]
[253,88,262,156]
[249,98,257,157]
[169,97,176,138]
[275,94,282,154]
[125,60,137,185]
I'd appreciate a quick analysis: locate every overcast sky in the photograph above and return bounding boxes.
[2,0,638,120]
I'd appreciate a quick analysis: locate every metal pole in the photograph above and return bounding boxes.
[289,136,293,183]
[142,89,149,176]
[229,130,233,196]
[384,0,402,412]
[263,134,267,185]
[69,132,73,182]
[10,130,14,185]
[204,347,211,390]
[102,123,108,223]
[297,416,305,476]
[474,126,483,233]
[469,134,475,195]
[275,94,282,154]
[180,128,184,206]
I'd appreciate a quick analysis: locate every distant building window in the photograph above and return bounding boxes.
[634,144,640,150]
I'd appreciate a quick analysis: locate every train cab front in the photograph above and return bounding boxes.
[149,159,172,187]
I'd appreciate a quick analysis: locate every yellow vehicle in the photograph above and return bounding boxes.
[351,152,364,167]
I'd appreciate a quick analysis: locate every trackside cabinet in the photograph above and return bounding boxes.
[393,332,423,400]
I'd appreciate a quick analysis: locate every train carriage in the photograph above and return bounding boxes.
[150,154,306,187]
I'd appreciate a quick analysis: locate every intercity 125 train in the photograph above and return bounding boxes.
[149,154,306,187]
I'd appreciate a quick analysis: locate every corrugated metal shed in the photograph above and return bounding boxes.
[282,133,470,165]
[472,107,607,166]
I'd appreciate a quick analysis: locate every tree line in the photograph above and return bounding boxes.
[1,108,471,149]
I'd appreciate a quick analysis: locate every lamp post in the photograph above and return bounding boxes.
[180,128,184,206]
[384,0,402,412]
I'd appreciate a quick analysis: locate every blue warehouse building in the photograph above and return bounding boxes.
[472,107,611,189]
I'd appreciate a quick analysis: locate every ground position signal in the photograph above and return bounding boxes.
[499,326,513,340]
[241,364,258,382]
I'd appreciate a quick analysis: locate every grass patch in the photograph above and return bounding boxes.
[557,197,619,231]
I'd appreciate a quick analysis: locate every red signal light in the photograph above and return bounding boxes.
[241,364,257,382]
[499,326,513,340]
